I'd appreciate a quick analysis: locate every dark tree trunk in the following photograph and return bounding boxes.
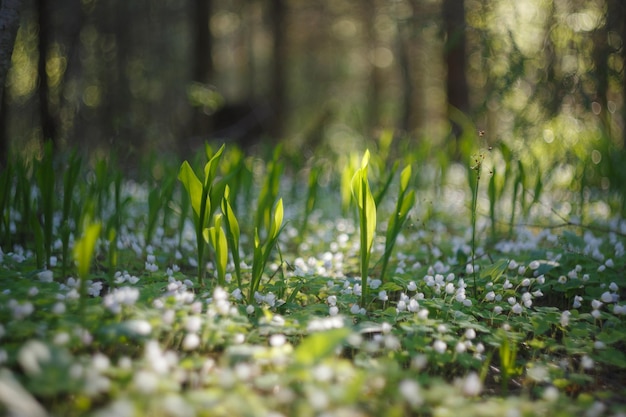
[189,0,213,142]
[0,0,24,167]
[442,0,469,146]
[269,0,286,141]
[37,0,57,148]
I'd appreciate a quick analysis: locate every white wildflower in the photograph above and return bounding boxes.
[399,379,423,407]
[37,270,53,282]
[581,355,594,370]
[462,372,482,396]
[433,340,447,354]
[600,292,613,303]
[269,334,286,347]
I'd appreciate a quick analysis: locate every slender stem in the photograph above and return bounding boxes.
[471,164,481,298]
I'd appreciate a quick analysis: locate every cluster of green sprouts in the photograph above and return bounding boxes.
[0,133,550,314]
[178,144,284,304]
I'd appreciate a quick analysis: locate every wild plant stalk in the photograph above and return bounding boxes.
[61,151,81,278]
[36,142,55,267]
[106,173,123,277]
[508,161,524,238]
[255,146,283,232]
[249,198,284,304]
[469,153,484,298]
[178,144,225,287]
[15,158,33,246]
[298,163,321,247]
[205,213,228,287]
[498,333,519,394]
[177,189,190,253]
[29,213,45,269]
[0,158,13,249]
[146,175,175,246]
[340,154,360,215]
[221,186,241,288]
[351,150,376,309]
[373,161,398,207]
[74,219,101,315]
[380,165,415,281]
[488,166,498,241]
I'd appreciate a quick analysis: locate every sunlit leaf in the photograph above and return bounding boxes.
[294,328,350,367]
[400,164,411,191]
[74,221,101,278]
[178,161,203,218]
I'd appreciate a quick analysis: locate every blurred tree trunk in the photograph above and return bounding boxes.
[365,0,380,135]
[592,1,609,131]
[0,0,24,167]
[37,0,57,148]
[610,0,626,147]
[442,0,469,149]
[190,0,213,141]
[593,0,625,146]
[269,0,286,140]
[397,0,424,136]
[397,26,412,134]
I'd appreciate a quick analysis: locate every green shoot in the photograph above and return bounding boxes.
[221,185,241,289]
[373,161,399,207]
[508,160,524,238]
[340,154,360,215]
[498,332,521,394]
[178,144,225,286]
[36,142,55,267]
[74,219,101,314]
[380,164,415,281]
[256,146,283,234]
[249,198,284,304]
[146,187,161,246]
[298,163,321,246]
[30,213,45,269]
[469,152,484,298]
[204,213,228,287]
[351,150,376,310]
[61,151,82,279]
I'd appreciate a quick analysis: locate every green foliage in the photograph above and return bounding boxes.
[35,142,55,267]
[2,140,626,417]
[0,158,12,249]
[178,144,225,286]
[293,328,350,367]
[351,150,377,309]
[73,219,101,313]
[380,164,415,281]
[205,213,229,287]
[221,185,242,288]
[255,145,284,234]
[497,331,522,393]
[249,198,284,304]
[468,152,484,297]
[60,151,82,278]
[298,163,321,245]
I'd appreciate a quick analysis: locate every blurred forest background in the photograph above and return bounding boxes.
[0,0,625,175]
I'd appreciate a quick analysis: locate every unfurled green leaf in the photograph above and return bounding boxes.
[269,199,284,240]
[222,186,241,287]
[294,328,350,367]
[351,150,377,308]
[178,161,204,219]
[74,221,101,279]
[205,214,228,287]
